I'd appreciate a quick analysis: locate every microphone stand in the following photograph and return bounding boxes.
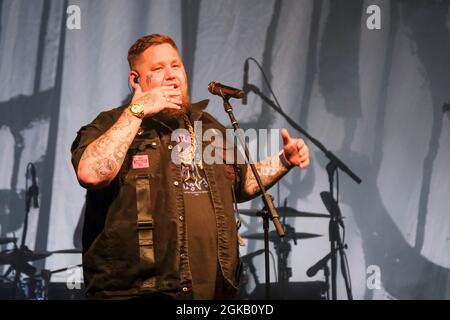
[240,250,263,298]
[12,163,39,299]
[247,84,361,300]
[220,96,285,300]
[247,85,361,184]
[22,163,39,248]
[307,244,346,300]
[324,166,353,300]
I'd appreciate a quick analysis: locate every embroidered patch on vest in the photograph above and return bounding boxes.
[176,133,192,144]
[132,155,149,169]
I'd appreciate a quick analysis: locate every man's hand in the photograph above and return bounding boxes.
[240,128,310,201]
[281,128,310,169]
[131,84,182,117]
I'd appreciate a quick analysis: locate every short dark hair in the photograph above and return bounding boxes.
[127,34,179,69]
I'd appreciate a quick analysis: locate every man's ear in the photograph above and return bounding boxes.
[129,71,140,89]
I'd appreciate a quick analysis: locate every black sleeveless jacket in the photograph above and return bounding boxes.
[71,100,247,299]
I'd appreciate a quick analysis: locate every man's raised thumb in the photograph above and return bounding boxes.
[281,128,291,146]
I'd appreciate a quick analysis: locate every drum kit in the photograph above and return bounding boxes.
[0,162,83,299]
[0,236,81,300]
[238,206,330,300]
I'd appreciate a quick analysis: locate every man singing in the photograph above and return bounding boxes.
[71,34,310,299]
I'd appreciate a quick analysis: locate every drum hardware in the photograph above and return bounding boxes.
[0,237,18,245]
[240,203,326,299]
[0,163,82,299]
[239,207,330,219]
[0,245,81,299]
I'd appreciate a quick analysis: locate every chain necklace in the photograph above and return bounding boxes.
[152,113,203,189]
[180,113,203,169]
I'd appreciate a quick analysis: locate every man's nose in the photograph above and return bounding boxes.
[165,67,176,80]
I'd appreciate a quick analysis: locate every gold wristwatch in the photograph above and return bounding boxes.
[128,103,145,119]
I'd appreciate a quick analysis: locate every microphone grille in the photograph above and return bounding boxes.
[207,81,217,94]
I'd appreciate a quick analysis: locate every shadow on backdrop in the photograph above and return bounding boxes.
[317,0,450,299]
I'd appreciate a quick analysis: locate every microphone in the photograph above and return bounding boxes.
[208,81,245,99]
[240,249,265,263]
[306,252,332,277]
[28,163,39,208]
[242,60,249,105]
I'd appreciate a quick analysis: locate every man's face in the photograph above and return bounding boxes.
[135,43,190,117]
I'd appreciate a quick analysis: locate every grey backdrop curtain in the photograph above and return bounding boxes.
[1,0,449,299]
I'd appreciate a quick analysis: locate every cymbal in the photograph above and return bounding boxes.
[0,237,17,245]
[241,231,322,241]
[239,207,330,218]
[0,249,52,264]
[9,250,52,261]
[0,247,52,277]
[0,248,81,266]
[51,248,82,254]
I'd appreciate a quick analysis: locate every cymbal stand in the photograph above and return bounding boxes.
[273,224,296,291]
[255,205,272,300]
[246,260,260,287]
[324,265,330,300]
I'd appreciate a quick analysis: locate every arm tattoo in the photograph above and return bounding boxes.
[89,135,113,157]
[89,158,117,179]
[242,152,289,199]
[79,109,141,184]
[113,139,130,162]
[111,111,134,131]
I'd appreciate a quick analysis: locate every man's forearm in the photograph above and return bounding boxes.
[77,109,141,188]
[241,151,291,200]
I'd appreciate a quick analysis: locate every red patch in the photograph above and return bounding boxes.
[132,155,149,169]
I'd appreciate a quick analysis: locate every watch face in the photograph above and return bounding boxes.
[132,104,143,113]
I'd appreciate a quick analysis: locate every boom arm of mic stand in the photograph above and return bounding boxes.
[247,84,362,185]
[222,98,285,237]
[246,84,357,299]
